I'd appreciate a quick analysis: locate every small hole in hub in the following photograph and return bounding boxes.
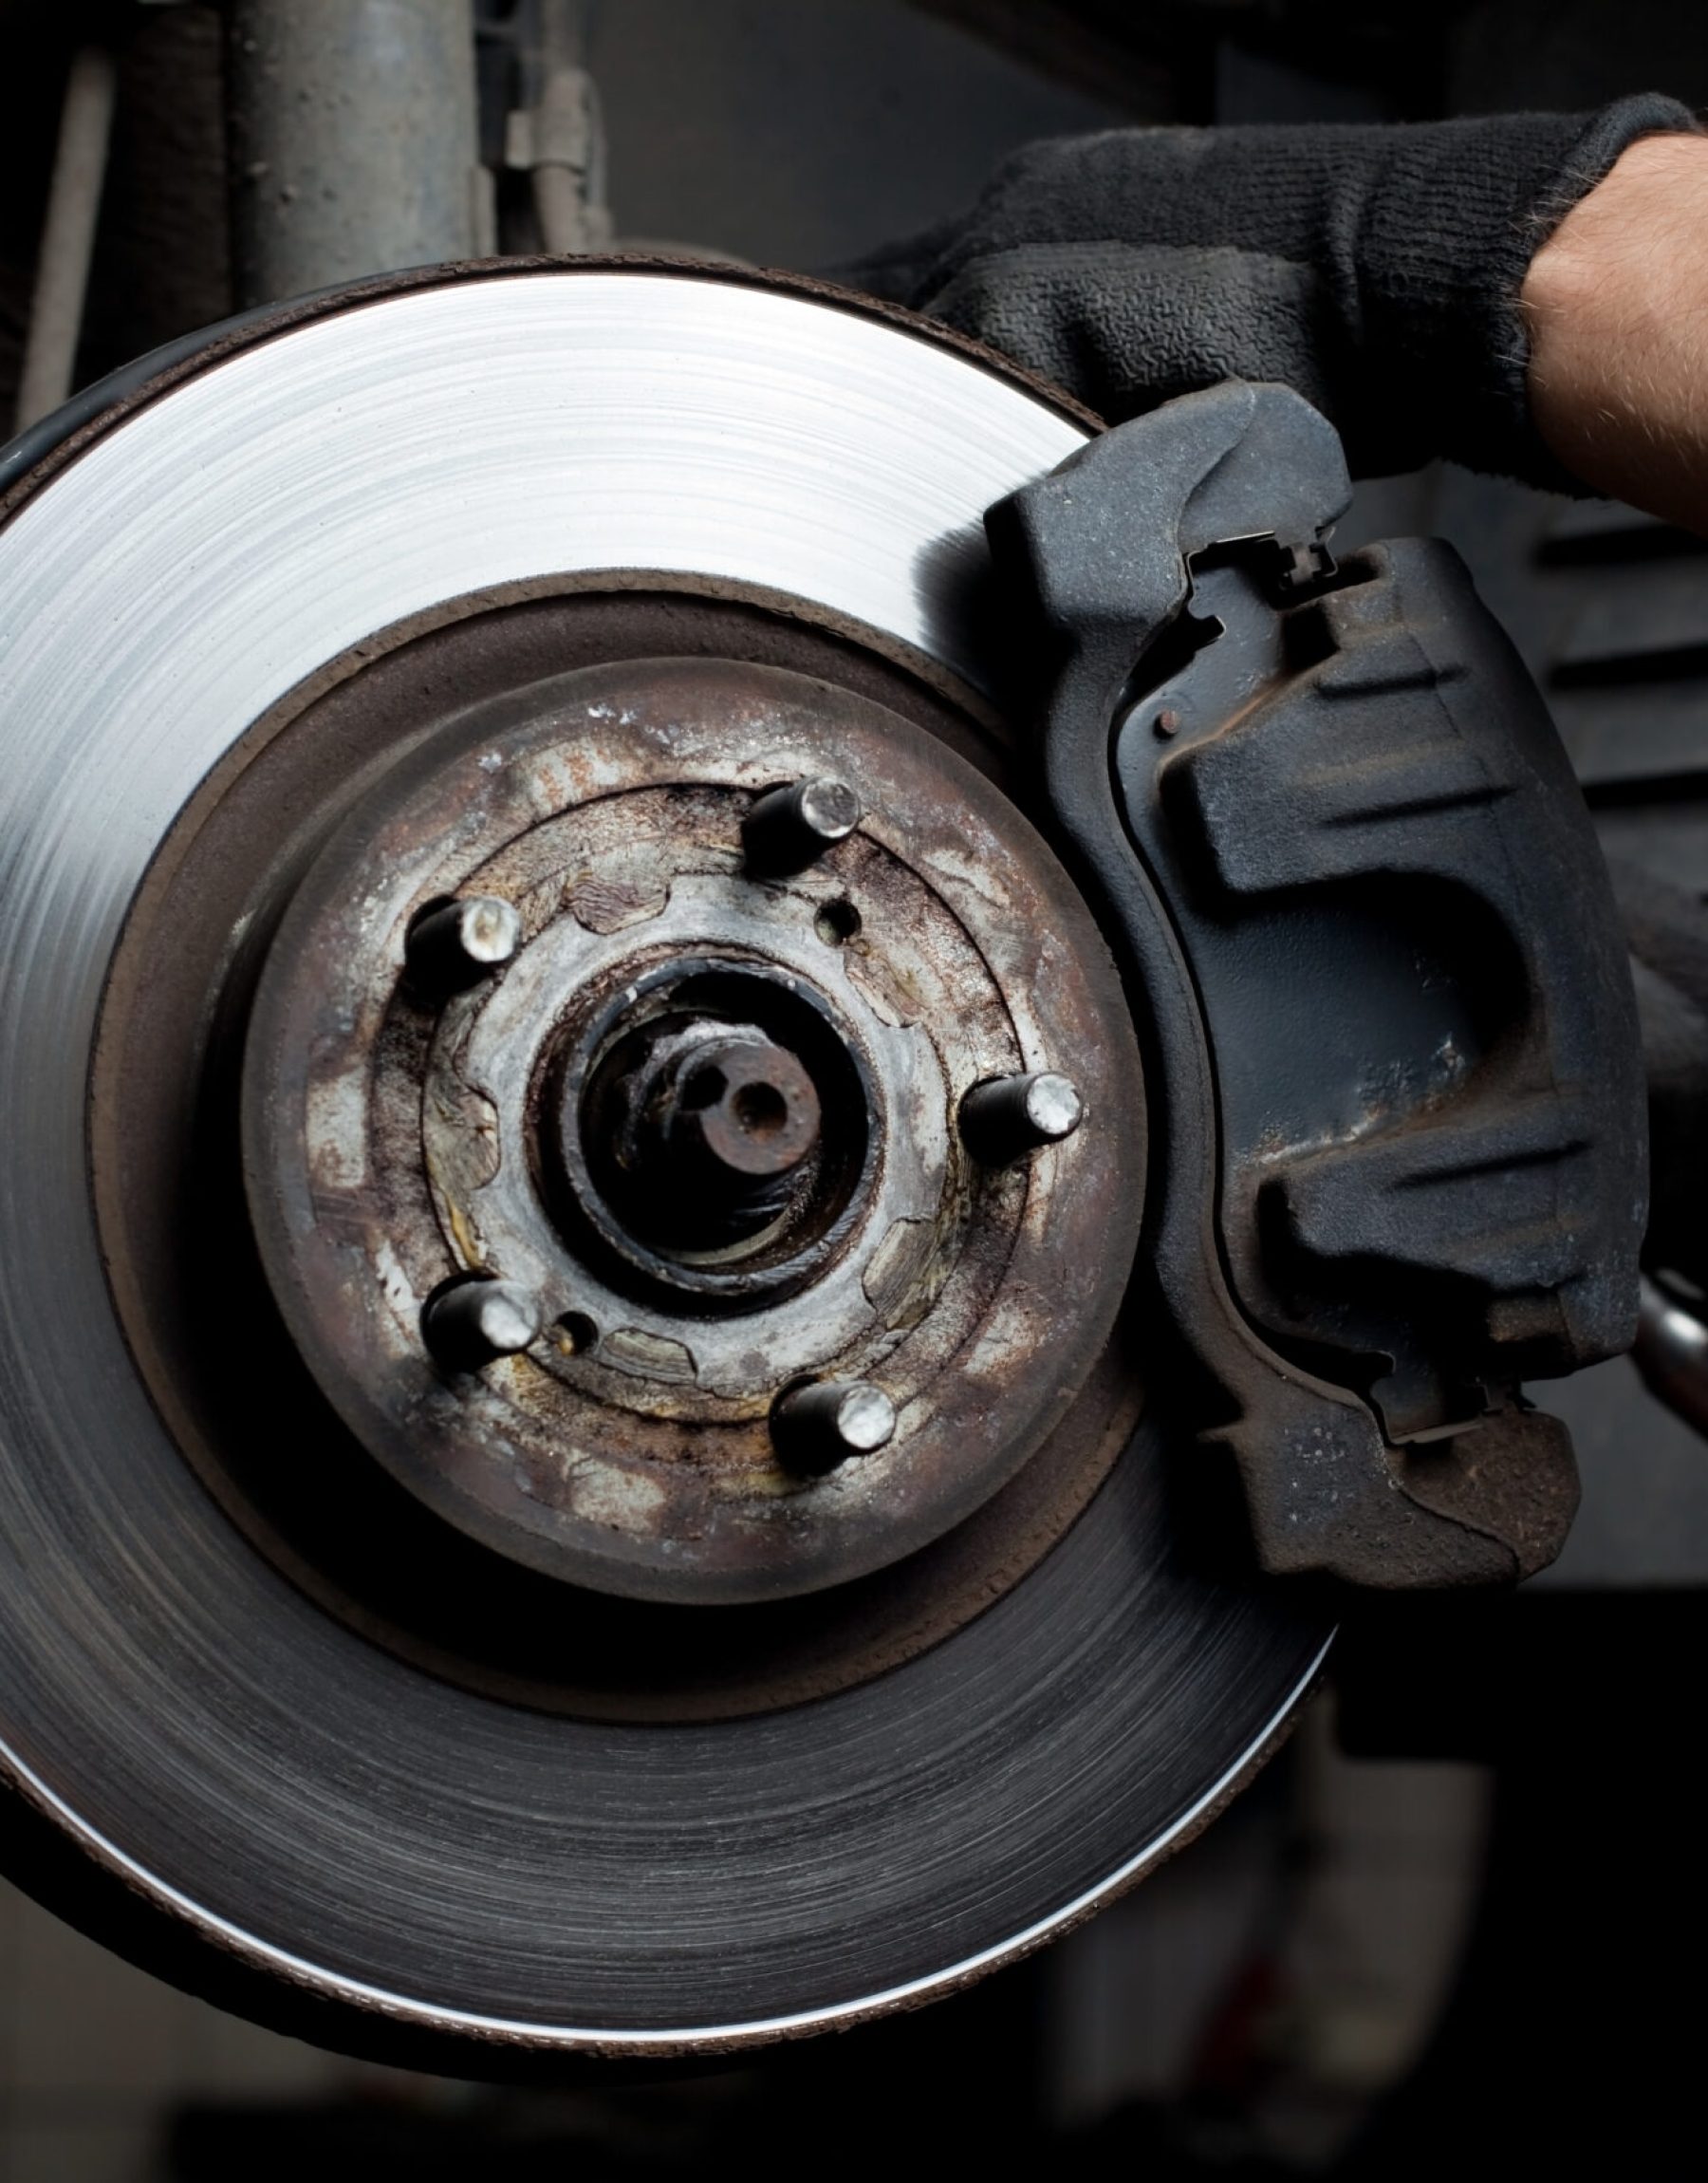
[555,1310,600,1356]
[814,898,862,947]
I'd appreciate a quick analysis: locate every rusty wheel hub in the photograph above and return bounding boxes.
[242,657,1141,1602]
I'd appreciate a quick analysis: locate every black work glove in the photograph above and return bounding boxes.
[839,95,1694,486]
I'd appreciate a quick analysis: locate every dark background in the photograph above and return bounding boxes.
[0,3,1702,2175]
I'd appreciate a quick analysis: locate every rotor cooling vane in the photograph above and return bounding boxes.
[0,265,1641,2060]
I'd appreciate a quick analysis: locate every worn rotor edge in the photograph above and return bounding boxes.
[0,1630,1329,2060]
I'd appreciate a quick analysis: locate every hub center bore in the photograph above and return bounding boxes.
[543,957,877,1310]
[235,655,1144,1605]
[585,1016,823,1252]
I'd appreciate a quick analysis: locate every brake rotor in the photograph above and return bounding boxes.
[0,263,1328,2058]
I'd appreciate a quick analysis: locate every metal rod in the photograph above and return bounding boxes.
[226,0,482,308]
[1634,1273,1708,1441]
[508,0,610,254]
[536,0,590,72]
[14,46,119,434]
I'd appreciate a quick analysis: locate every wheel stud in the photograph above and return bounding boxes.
[405,895,521,998]
[422,1278,541,1371]
[771,1379,897,1474]
[958,1071,1084,1166]
[742,776,863,876]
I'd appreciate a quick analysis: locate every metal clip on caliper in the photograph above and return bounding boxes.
[988,382,1648,1589]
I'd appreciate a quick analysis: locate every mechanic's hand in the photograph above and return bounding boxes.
[843,97,1698,498]
[1525,132,1708,535]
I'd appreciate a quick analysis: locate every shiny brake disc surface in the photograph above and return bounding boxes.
[0,267,1329,2055]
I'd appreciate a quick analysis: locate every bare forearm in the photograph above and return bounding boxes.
[1525,131,1708,533]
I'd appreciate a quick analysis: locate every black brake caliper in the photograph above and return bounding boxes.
[988,381,1645,1587]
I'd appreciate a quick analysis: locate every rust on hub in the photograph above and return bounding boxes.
[91,586,1147,1713]
[235,654,1146,1606]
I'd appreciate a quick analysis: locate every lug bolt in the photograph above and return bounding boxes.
[404,894,521,999]
[958,1071,1084,1166]
[742,776,863,876]
[422,1278,542,1371]
[771,1379,897,1475]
